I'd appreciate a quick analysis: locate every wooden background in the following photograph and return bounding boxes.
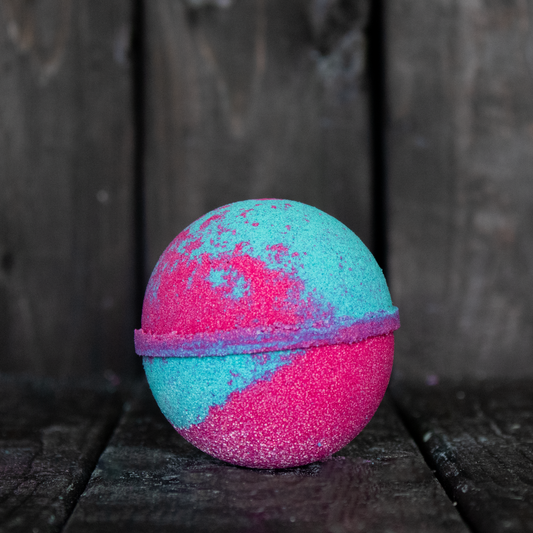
[1,0,532,382]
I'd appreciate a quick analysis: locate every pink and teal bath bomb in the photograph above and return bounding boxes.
[135,199,400,469]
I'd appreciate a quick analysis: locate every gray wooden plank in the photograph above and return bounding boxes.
[0,374,123,533]
[143,0,373,271]
[387,0,533,380]
[392,379,533,533]
[65,380,467,533]
[0,0,135,377]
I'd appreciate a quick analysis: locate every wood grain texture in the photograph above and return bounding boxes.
[143,0,373,271]
[387,0,533,380]
[0,375,122,533]
[0,0,135,377]
[65,381,466,533]
[392,380,533,533]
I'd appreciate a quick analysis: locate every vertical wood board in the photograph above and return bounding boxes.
[143,0,373,272]
[387,0,533,379]
[0,0,136,377]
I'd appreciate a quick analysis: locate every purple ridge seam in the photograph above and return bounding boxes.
[135,308,400,358]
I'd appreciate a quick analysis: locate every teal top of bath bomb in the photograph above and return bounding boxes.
[138,199,398,356]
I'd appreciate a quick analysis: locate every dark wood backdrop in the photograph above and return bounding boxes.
[1,0,532,382]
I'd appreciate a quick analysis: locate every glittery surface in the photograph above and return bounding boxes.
[151,333,394,469]
[136,199,400,469]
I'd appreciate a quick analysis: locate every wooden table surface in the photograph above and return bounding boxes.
[1,374,531,533]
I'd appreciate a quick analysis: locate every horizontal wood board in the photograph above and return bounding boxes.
[143,0,374,272]
[64,381,466,533]
[387,0,533,380]
[392,380,533,533]
[0,0,136,377]
[0,375,122,533]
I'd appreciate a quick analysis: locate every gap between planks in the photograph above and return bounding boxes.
[0,375,125,533]
[391,379,533,533]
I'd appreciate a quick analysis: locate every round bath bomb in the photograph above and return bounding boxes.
[135,199,399,469]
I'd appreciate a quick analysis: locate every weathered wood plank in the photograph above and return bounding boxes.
[387,0,533,380]
[143,0,373,271]
[65,380,466,533]
[392,380,533,533]
[0,375,123,533]
[0,0,135,377]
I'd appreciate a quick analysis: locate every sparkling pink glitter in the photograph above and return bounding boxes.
[179,333,394,469]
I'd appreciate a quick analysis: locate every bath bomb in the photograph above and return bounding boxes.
[135,199,399,469]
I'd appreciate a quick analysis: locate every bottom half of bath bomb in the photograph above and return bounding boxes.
[143,333,394,469]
